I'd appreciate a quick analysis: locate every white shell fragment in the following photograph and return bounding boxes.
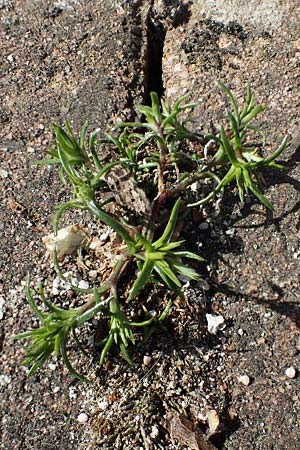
[238,375,250,386]
[285,367,297,379]
[42,224,88,260]
[206,313,225,334]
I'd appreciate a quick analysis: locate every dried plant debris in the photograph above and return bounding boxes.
[103,165,151,216]
[42,224,89,260]
[166,408,218,450]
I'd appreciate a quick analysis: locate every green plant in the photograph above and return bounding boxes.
[14,84,287,381]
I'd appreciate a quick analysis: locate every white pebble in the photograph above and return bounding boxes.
[77,412,88,423]
[48,363,57,371]
[0,297,6,320]
[143,355,152,366]
[88,270,98,280]
[0,374,11,387]
[52,277,60,295]
[78,280,89,290]
[285,367,297,379]
[238,375,250,386]
[0,169,8,178]
[69,387,77,399]
[98,400,109,410]
[206,313,225,334]
[150,425,159,439]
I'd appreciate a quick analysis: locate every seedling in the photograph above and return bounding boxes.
[14,84,287,380]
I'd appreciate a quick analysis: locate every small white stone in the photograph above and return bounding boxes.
[98,400,109,410]
[53,386,60,393]
[238,328,244,336]
[143,355,152,366]
[285,367,296,379]
[206,314,225,334]
[69,387,77,399]
[48,363,57,371]
[190,181,199,192]
[0,374,11,387]
[77,412,88,423]
[0,297,6,320]
[0,169,8,178]
[88,270,98,280]
[52,278,60,296]
[150,424,159,439]
[78,280,89,290]
[7,54,14,63]
[238,375,250,386]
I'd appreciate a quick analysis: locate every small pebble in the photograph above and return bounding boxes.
[238,375,250,386]
[0,374,11,387]
[77,412,88,423]
[199,222,209,231]
[88,270,98,280]
[0,296,6,320]
[78,280,89,290]
[150,425,159,439]
[143,355,152,366]
[98,400,109,410]
[285,367,297,379]
[206,313,225,334]
[0,169,8,178]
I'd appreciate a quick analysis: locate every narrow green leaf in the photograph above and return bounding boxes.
[153,262,183,297]
[154,240,185,252]
[27,348,53,376]
[154,198,181,247]
[60,332,90,382]
[86,199,135,246]
[79,121,89,150]
[172,251,204,262]
[76,302,107,327]
[171,262,200,280]
[220,126,239,166]
[25,274,45,322]
[146,251,166,261]
[227,112,241,148]
[241,105,266,125]
[219,82,239,119]
[128,258,154,301]
[155,260,181,287]
[261,136,288,165]
[119,342,133,365]
[249,183,273,210]
[150,91,162,123]
[99,333,114,365]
